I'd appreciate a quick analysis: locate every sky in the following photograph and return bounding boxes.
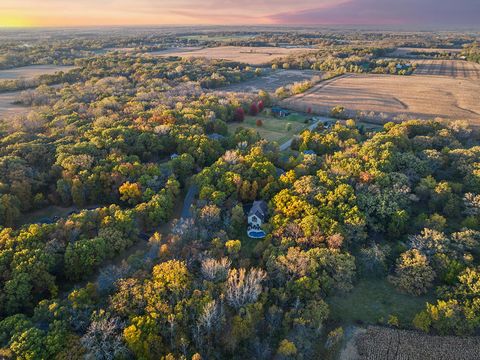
[1,0,479,28]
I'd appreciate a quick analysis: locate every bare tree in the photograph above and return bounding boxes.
[81,313,127,360]
[201,257,231,282]
[226,268,267,309]
[194,299,224,355]
[198,300,222,333]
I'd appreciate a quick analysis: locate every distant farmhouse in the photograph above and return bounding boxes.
[271,106,290,118]
[208,133,225,141]
[247,200,268,238]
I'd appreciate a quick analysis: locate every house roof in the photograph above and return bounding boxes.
[272,106,290,113]
[208,133,225,140]
[249,200,268,220]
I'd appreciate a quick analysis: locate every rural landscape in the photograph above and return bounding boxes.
[1,1,480,359]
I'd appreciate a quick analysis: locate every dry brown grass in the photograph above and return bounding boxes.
[353,326,480,360]
[0,91,28,119]
[413,59,480,79]
[0,65,75,80]
[153,46,317,65]
[221,69,321,93]
[282,73,480,123]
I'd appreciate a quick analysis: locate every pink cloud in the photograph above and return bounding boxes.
[268,0,480,26]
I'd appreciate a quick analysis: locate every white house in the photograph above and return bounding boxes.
[247,200,268,238]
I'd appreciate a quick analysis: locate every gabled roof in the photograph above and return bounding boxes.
[248,200,268,221]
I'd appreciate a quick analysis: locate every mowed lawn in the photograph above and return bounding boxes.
[327,278,434,327]
[228,113,310,144]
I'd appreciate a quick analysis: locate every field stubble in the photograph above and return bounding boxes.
[282,70,480,124]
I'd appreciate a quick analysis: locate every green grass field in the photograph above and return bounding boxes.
[228,113,310,144]
[357,121,384,131]
[327,278,434,328]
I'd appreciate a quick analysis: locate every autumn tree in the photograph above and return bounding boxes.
[389,249,435,295]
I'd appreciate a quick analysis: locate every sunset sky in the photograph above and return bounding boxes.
[1,0,479,28]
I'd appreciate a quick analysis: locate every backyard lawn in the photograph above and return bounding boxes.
[327,278,434,328]
[20,205,78,226]
[228,113,310,144]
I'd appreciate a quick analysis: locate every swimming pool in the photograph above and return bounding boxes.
[248,230,266,239]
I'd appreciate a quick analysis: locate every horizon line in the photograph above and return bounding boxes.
[1,24,480,31]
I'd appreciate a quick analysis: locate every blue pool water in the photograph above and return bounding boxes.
[248,230,266,239]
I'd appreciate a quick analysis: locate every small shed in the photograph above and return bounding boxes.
[208,133,225,141]
[272,107,291,118]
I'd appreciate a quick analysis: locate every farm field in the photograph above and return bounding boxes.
[0,90,28,118]
[179,34,253,42]
[221,69,321,93]
[413,59,480,79]
[228,113,310,143]
[348,326,480,360]
[389,47,462,57]
[282,73,480,123]
[146,46,203,55]
[0,64,75,80]
[153,46,317,65]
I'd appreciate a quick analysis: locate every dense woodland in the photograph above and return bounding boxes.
[0,29,480,359]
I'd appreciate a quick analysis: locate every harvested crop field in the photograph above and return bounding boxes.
[413,60,480,79]
[153,46,317,65]
[0,65,76,80]
[0,91,28,118]
[221,69,321,93]
[348,326,480,360]
[389,47,462,57]
[282,73,480,123]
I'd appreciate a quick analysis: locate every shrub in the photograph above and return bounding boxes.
[387,315,400,327]
[234,107,245,122]
[330,105,346,119]
[257,100,264,111]
[345,119,356,128]
[413,310,431,332]
[325,327,344,349]
[291,80,312,95]
[249,103,259,116]
[275,86,289,99]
